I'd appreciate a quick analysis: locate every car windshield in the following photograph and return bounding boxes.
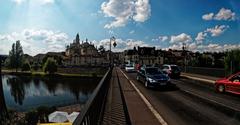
[146,68,163,75]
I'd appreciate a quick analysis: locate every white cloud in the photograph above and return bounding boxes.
[166,44,182,50]
[215,8,236,21]
[205,25,229,37]
[13,0,55,5]
[202,13,214,20]
[188,42,197,50]
[202,8,236,21]
[164,42,240,52]
[195,32,207,44]
[152,35,168,42]
[0,29,70,56]
[129,30,135,34]
[170,33,192,44]
[13,0,25,4]
[133,0,151,22]
[159,36,168,42]
[93,38,149,52]
[101,0,151,28]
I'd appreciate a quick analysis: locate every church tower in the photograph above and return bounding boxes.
[76,33,80,44]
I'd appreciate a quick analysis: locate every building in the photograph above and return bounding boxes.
[122,46,164,65]
[63,34,108,66]
[123,47,138,64]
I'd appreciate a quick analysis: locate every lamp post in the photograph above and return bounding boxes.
[109,37,116,67]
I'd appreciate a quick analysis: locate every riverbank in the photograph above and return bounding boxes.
[2,69,106,78]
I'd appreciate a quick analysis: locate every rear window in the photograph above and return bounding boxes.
[126,64,133,67]
[146,68,163,75]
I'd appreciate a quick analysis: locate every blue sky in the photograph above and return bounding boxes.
[0,0,239,56]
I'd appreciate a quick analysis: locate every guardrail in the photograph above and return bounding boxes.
[73,68,112,125]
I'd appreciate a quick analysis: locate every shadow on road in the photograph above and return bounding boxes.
[150,85,179,92]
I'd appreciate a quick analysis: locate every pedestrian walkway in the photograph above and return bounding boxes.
[181,72,219,84]
[102,68,160,125]
[102,68,129,125]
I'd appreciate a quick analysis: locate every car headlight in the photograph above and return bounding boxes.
[147,77,157,83]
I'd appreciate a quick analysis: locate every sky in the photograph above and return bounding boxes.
[0,0,240,56]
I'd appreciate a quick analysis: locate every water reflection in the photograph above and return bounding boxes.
[7,77,26,105]
[2,75,100,111]
[0,74,8,122]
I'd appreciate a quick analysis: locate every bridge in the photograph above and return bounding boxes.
[69,67,240,125]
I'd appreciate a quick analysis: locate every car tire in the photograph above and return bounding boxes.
[217,85,225,93]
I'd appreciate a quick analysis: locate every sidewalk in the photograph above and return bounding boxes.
[102,68,160,125]
[181,72,220,84]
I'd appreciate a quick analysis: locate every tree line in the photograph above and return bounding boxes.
[4,40,57,74]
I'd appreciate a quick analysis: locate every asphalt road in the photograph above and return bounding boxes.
[123,71,240,125]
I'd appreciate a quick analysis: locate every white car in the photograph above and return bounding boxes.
[125,64,135,72]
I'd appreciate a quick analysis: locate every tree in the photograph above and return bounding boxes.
[98,45,105,54]
[21,62,31,71]
[224,49,240,75]
[43,58,57,74]
[8,40,24,72]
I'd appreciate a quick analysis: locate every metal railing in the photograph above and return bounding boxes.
[73,68,112,125]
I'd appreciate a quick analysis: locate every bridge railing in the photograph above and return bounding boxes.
[73,68,112,125]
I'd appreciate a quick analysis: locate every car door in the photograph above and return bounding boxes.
[139,69,146,83]
[227,74,240,93]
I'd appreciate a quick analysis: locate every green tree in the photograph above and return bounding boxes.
[21,62,31,71]
[224,49,240,75]
[8,40,24,72]
[43,58,57,74]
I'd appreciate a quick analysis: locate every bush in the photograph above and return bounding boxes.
[43,58,57,74]
[21,62,31,71]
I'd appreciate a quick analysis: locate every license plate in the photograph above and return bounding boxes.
[160,82,166,85]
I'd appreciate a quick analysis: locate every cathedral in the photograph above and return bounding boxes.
[63,34,108,66]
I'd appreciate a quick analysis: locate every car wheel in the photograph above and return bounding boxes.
[217,85,225,93]
[145,81,149,88]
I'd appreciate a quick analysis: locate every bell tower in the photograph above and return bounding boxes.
[76,33,80,44]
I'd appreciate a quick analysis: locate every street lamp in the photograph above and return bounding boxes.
[109,36,116,66]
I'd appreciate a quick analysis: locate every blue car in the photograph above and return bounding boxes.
[136,67,173,88]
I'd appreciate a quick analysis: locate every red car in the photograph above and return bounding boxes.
[215,72,240,94]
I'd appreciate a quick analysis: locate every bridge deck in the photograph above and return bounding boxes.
[102,68,160,125]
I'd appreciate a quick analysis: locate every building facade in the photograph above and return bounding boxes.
[63,34,108,66]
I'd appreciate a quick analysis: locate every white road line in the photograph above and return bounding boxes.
[181,75,215,84]
[119,69,168,125]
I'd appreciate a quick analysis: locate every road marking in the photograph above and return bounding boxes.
[181,75,215,84]
[119,69,168,125]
